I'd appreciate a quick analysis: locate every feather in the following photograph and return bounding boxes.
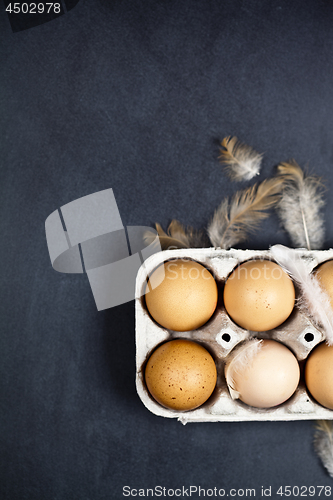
[219,136,263,181]
[270,244,333,345]
[144,220,206,251]
[225,339,263,400]
[276,160,325,250]
[207,177,285,249]
[314,420,333,477]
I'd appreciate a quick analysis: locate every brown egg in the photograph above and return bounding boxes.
[225,339,300,408]
[305,342,333,410]
[145,259,218,332]
[145,339,217,411]
[314,260,333,307]
[223,260,295,331]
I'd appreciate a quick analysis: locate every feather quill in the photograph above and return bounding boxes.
[144,220,206,250]
[207,177,284,249]
[270,244,333,345]
[225,339,263,400]
[276,160,325,250]
[314,420,333,477]
[219,136,263,181]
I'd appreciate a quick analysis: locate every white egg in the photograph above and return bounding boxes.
[225,339,300,408]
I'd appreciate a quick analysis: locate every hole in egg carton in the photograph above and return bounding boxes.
[183,303,250,358]
[221,333,231,342]
[298,327,324,351]
[215,327,249,355]
[269,308,325,360]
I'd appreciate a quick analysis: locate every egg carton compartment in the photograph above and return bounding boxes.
[135,247,333,423]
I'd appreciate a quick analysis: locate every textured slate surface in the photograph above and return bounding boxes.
[1,1,333,498]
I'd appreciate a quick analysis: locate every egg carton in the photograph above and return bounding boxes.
[135,247,333,423]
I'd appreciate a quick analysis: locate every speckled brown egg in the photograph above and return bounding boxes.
[305,342,333,410]
[145,339,217,411]
[223,260,295,331]
[145,259,218,332]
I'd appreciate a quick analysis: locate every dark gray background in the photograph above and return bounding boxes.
[1,1,333,499]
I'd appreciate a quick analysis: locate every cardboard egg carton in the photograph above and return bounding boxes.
[135,247,333,423]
